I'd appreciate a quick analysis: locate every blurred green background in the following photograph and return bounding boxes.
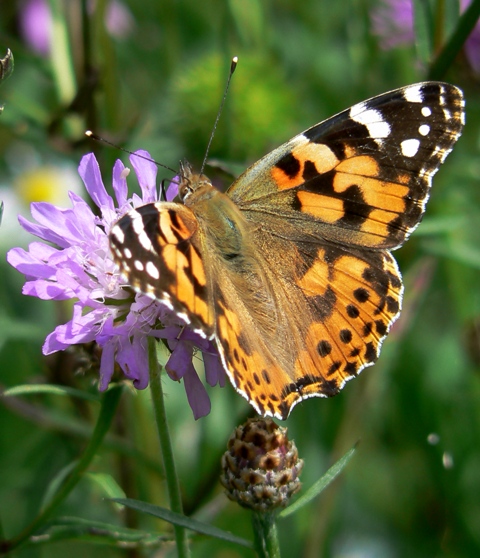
[1,0,480,556]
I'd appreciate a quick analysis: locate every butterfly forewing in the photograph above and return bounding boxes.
[230,82,464,250]
[109,81,464,419]
[110,202,215,336]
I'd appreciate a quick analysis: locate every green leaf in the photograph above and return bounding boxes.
[0,312,46,346]
[41,461,79,511]
[85,473,126,508]
[2,384,100,402]
[279,445,357,519]
[423,239,480,269]
[30,516,167,547]
[5,386,123,554]
[111,498,254,549]
[412,215,466,236]
[413,0,434,64]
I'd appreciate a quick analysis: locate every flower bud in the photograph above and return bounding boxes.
[220,417,303,512]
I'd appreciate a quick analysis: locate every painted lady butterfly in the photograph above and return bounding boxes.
[110,82,464,419]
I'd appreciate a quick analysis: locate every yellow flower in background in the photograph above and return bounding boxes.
[15,166,71,205]
[0,163,82,251]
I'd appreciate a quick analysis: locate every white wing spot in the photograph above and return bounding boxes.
[131,211,154,251]
[422,106,432,117]
[146,261,160,280]
[176,312,191,325]
[134,260,144,271]
[349,100,366,117]
[139,232,153,251]
[401,138,420,157]
[349,105,391,141]
[404,85,423,103]
[159,294,174,310]
[419,124,430,136]
[112,226,125,244]
[123,247,132,259]
[443,108,452,120]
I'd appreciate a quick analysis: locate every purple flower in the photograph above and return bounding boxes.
[371,0,480,73]
[19,0,134,57]
[19,0,52,56]
[371,0,414,50]
[7,151,225,419]
[461,0,480,73]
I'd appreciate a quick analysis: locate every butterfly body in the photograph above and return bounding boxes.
[110,82,464,419]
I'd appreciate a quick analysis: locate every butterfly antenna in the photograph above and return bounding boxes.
[199,56,238,177]
[85,130,177,175]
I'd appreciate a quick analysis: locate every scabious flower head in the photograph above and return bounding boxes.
[6,151,225,419]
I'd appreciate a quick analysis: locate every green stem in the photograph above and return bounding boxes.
[48,0,77,104]
[428,0,480,79]
[1,385,123,555]
[252,511,281,558]
[147,337,190,558]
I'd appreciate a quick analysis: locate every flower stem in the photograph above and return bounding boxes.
[147,337,190,558]
[2,384,123,555]
[252,511,281,558]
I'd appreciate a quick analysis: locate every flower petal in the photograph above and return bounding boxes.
[130,150,158,202]
[203,351,226,388]
[99,340,116,391]
[183,366,211,420]
[165,342,192,381]
[112,159,129,208]
[165,175,179,201]
[6,246,55,280]
[78,153,115,220]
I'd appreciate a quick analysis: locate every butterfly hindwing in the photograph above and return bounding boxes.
[212,218,403,419]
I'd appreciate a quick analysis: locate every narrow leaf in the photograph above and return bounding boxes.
[2,384,100,402]
[279,445,357,519]
[111,498,253,549]
[85,472,126,507]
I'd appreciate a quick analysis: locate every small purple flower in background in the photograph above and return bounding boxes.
[461,0,480,73]
[7,151,225,419]
[104,0,135,39]
[371,0,414,49]
[371,0,480,73]
[19,0,134,56]
[19,0,52,56]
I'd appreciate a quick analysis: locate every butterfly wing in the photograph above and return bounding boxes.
[228,82,464,249]
[110,202,215,337]
[214,81,464,418]
[212,223,403,419]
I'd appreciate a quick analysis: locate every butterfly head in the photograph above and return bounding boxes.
[179,160,215,205]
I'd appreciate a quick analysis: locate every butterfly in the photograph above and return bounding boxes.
[109,82,464,420]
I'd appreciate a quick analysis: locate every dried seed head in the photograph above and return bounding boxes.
[220,417,303,512]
